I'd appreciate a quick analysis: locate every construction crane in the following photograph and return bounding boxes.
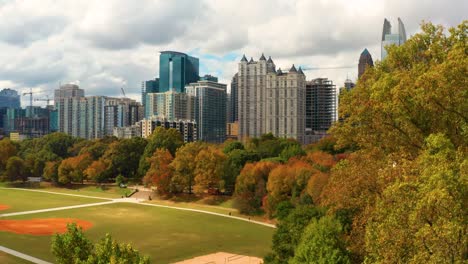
[301,65,355,71]
[34,95,52,106]
[23,88,33,111]
[121,87,127,98]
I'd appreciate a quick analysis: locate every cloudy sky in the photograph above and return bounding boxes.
[0,0,465,106]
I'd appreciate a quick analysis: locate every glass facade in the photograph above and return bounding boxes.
[159,51,199,93]
[381,18,407,60]
[186,81,226,143]
[0,88,20,109]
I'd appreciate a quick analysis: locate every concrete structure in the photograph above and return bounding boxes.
[54,84,84,135]
[358,48,374,78]
[226,122,239,140]
[0,88,20,109]
[186,80,227,143]
[141,117,197,143]
[113,124,141,139]
[381,18,407,60]
[305,78,337,143]
[142,78,159,117]
[159,51,199,93]
[237,54,306,143]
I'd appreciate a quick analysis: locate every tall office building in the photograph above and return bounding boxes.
[142,78,159,117]
[344,78,355,91]
[229,73,238,122]
[0,88,20,109]
[141,117,197,143]
[381,18,407,60]
[358,48,374,78]
[305,78,337,134]
[237,54,306,143]
[104,97,142,136]
[159,51,199,93]
[186,80,227,143]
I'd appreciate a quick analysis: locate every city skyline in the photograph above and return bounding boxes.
[0,0,465,107]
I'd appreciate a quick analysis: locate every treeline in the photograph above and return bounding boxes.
[262,21,467,263]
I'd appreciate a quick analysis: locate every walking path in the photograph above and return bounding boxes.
[0,187,113,201]
[0,246,52,264]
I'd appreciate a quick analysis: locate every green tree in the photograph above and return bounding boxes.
[138,127,183,176]
[3,156,28,182]
[365,134,467,263]
[279,144,305,161]
[223,140,244,154]
[290,216,350,264]
[43,160,61,183]
[331,21,468,157]
[86,234,150,264]
[264,206,325,264]
[0,138,17,173]
[171,142,207,193]
[103,137,147,179]
[51,223,94,264]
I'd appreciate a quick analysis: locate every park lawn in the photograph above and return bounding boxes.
[0,251,32,264]
[40,185,132,199]
[0,188,108,214]
[0,202,274,264]
[0,182,132,199]
[144,199,275,224]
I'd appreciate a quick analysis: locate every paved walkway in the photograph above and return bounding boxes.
[0,246,52,264]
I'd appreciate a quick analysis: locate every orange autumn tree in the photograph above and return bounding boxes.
[193,146,227,194]
[84,160,108,183]
[233,161,278,214]
[143,148,174,195]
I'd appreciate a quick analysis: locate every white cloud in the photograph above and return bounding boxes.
[0,0,465,108]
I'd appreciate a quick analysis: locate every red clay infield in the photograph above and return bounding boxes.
[0,204,10,211]
[0,218,93,235]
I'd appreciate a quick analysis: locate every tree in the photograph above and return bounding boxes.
[290,216,350,264]
[58,154,92,185]
[223,149,260,193]
[365,134,467,263]
[138,127,183,176]
[3,156,28,182]
[330,21,468,157]
[264,205,325,264]
[223,140,244,154]
[233,161,278,214]
[84,160,108,183]
[43,160,61,183]
[86,234,150,264]
[279,144,305,161]
[41,132,76,159]
[0,138,16,173]
[52,223,150,264]
[194,146,227,193]
[51,223,94,264]
[143,148,174,195]
[103,137,147,179]
[171,142,207,193]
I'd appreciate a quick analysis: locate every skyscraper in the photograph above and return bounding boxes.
[381,18,407,60]
[229,73,238,122]
[142,78,159,117]
[159,51,199,93]
[0,88,20,109]
[358,48,374,78]
[54,84,84,135]
[186,80,227,143]
[237,54,306,143]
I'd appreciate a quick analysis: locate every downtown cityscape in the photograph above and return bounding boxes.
[0,1,466,264]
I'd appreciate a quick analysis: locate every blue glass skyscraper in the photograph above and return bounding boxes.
[381,18,407,60]
[159,51,199,93]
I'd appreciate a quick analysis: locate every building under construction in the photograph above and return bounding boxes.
[305,78,337,143]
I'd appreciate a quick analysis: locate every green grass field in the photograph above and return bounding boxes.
[0,188,108,214]
[0,189,274,263]
[0,251,31,264]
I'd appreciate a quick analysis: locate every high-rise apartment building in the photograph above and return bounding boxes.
[305,78,337,134]
[237,54,306,143]
[358,48,374,78]
[381,18,407,60]
[141,117,197,142]
[55,84,142,139]
[186,80,227,143]
[0,88,20,109]
[159,51,199,93]
[142,78,159,117]
[145,91,194,121]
